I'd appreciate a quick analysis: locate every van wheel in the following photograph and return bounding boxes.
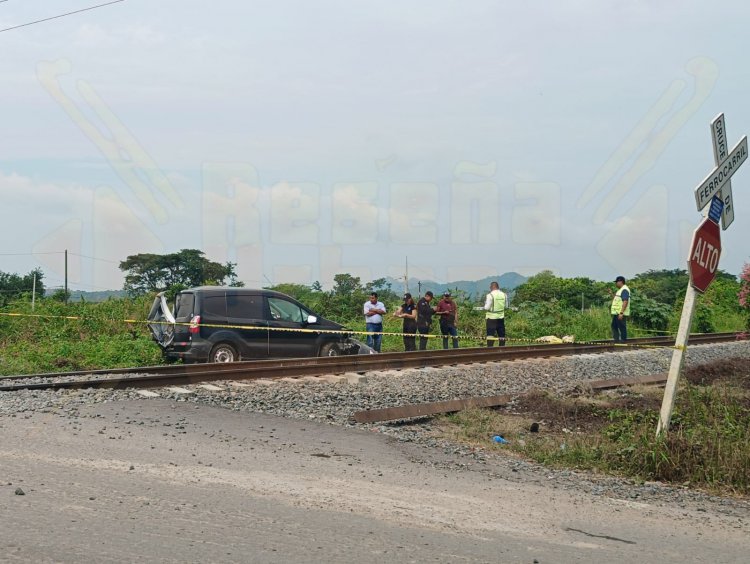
[210,343,238,363]
[319,343,340,357]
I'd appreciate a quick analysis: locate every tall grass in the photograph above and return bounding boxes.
[442,382,750,495]
[0,296,162,375]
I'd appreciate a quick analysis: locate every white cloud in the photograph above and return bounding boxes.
[0,171,92,215]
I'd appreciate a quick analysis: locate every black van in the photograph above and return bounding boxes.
[148,287,370,363]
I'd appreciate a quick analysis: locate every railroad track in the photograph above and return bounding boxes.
[0,332,742,393]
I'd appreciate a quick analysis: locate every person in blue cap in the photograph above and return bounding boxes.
[609,276,631,342]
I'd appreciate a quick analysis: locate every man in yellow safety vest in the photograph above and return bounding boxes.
[482,281,507,347]
[609,275,631,342]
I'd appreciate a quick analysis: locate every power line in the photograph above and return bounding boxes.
[68,252,120,264]
[0,0,126,34]
[0,252,63,256]
[0,251,120,263]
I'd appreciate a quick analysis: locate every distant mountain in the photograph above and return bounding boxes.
[385,273,527,300]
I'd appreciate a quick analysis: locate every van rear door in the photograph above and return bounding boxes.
[173,291,195,345]
[147,292,175,348]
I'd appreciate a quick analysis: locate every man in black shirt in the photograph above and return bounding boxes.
[416,291,435,351]
[394,293,417,351]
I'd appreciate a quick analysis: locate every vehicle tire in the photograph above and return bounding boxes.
[210,343,238,363]
[319,342,340,357]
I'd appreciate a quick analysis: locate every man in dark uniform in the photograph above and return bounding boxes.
[609,276,631,342]
[394,293,417,351]
[416,291,435,351]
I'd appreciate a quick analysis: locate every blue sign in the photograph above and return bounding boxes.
[708,195,724,224]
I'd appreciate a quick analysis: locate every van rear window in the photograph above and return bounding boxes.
[175,293,195,318]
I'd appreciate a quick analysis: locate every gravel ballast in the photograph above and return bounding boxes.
[1,341,748,422]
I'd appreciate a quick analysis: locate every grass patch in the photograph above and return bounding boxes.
[0,296,163,375]
[436,360,750,496]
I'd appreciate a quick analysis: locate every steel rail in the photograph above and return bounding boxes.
[0,332,742,392]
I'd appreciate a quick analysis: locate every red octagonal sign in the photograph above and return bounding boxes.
[689,218,722,293]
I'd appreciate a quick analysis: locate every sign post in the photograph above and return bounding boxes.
[656,220,722,435]
[656,115,745,436]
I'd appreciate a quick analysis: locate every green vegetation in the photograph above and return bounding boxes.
[0,268,45,306]
[0,265,747,374]
[0,295,161,375]
[438,360,750,495]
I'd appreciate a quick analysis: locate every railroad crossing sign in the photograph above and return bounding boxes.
[694,127,747,213]
[688,218,721,293]
[658,112,747,437]
[710,114,735,229]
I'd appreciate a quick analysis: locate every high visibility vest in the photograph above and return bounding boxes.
[611,285,631,316]
[486,290,506,319]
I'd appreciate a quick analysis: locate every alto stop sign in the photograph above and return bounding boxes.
[688,218,722,293]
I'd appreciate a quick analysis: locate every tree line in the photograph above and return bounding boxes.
[3,249,749,332]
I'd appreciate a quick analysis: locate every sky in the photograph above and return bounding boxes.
[1,0,750,292]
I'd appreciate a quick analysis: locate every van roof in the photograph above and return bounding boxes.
[181,286,292,299]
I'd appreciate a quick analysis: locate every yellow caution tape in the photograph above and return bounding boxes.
[0,310,699,351]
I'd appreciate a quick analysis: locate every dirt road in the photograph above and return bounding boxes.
[1,399,747,563]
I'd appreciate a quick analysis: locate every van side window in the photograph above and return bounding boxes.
[227,294,263,319]
[267,297,304,323]
[174,293,195,318]
[202,295,227,318]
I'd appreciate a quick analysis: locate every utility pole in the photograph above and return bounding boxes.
[404,256,409,294]
[64,249,68,305]
[32,273,36,311]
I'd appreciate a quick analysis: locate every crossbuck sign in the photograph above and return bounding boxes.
[693,118,747,222]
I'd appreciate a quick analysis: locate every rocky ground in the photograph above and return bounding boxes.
[2,341,749,517]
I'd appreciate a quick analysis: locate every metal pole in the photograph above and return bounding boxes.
[32,273,36,311]
[64,249,68,305]
[656,283,697,436]
[405,256,409,295]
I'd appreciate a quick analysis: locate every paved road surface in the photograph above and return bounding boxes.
[1,399,747,563]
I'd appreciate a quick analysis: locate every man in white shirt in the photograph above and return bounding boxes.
[363,292,386,352]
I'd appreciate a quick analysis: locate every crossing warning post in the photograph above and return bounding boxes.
[656,114,745,436]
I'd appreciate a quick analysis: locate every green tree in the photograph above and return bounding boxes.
[369,277,399,304]
[119,249,242,296]
[627,269,736,306]
[514,270,607,310]
[513,270,559,304]
[631,269,689,305]
[0,268,45,306]
[332,273,362,295]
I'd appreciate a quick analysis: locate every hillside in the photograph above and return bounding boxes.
[385,273,527,300]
